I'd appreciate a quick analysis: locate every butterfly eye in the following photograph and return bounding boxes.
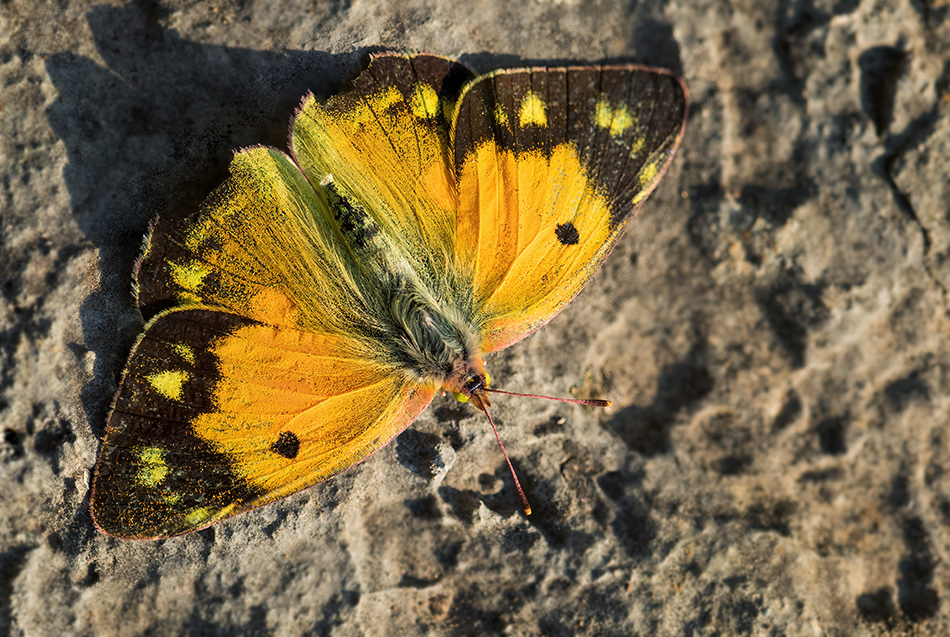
[452,377,480,403]
[451,371,491,403]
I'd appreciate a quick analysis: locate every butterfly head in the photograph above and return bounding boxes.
[443,356,492,411]
[452,371,493,411]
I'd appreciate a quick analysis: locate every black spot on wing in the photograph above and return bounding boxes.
[271,431,300,459]
[555,222,580,245]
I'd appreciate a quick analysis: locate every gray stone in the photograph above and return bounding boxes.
[2,0,948,634]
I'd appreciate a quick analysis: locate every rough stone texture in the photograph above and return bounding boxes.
[2,0,949,634]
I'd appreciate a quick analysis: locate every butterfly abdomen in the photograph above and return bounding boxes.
[323,177,381,251]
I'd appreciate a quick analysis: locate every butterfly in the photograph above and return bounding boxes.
[90,52,688,539]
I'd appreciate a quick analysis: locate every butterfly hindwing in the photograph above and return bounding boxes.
[135,146,362,333]
[92,308,435,538]
[452,66,688,351]
[92,310,261,538]
[291,53,474,289]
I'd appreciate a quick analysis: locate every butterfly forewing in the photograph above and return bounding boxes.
[451,65,688,352]
[92,308,435,538]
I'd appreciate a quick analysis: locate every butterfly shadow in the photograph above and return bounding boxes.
[43,0,382,438]
[607,341,713,457]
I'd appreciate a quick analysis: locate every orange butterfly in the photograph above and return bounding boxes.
[90,53,688,538]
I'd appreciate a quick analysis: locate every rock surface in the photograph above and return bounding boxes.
[2,0,949,634]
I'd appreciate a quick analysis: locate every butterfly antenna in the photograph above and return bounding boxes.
[482,406,532,516]
[484,387,612,408]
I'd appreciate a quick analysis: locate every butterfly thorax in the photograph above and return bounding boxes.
[380,284,485,389]
[326,178,484,390]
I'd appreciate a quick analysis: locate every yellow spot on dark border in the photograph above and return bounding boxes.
[173,343,196,365]
[632,160,662,205]
[147,370,190,401]
[629,136,646,159]
[609,106,634,137]
[136,446,169,487]
[593,97,636,137]
[494,104,509,128]
[594,97,613,129]
[411,84,439,119]
[184,507,212,528]
[168,260,210,292]
[519,92,547,127]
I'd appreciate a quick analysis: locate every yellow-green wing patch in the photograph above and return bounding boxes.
[136,147,359,334]
[291,54,473,285]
